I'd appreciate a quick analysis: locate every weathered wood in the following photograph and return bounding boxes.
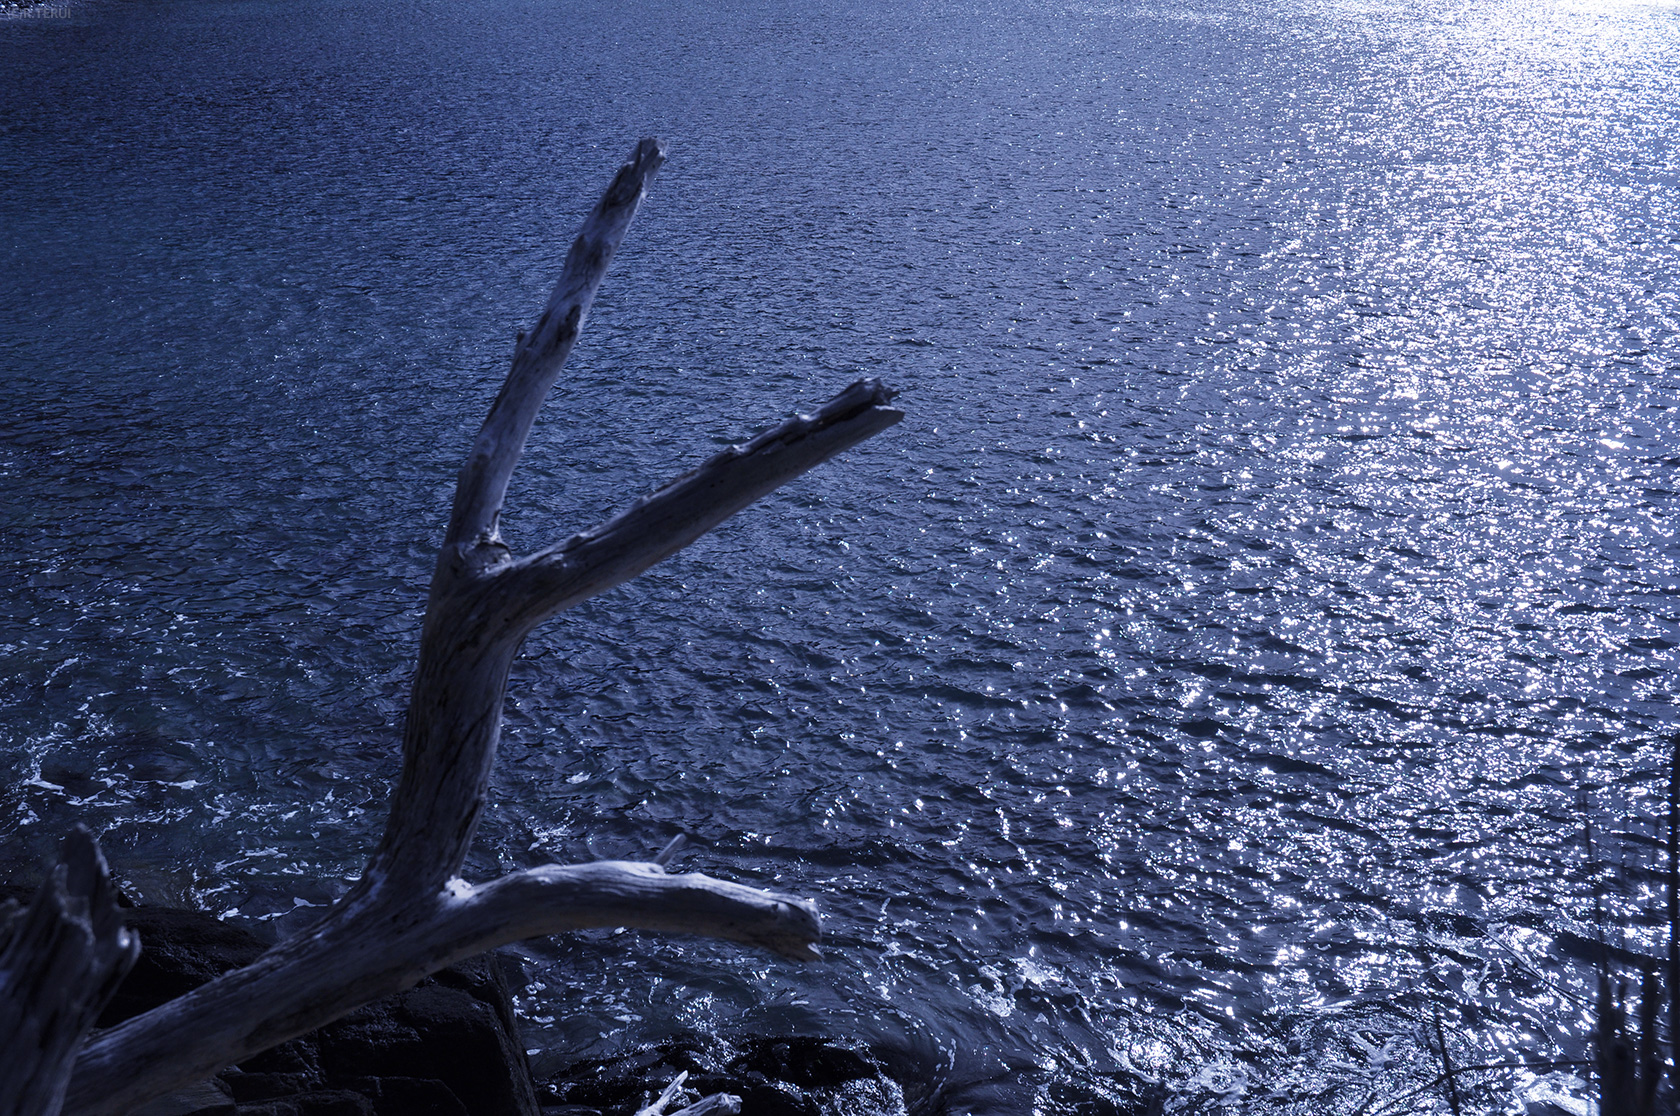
[57,138,902,1116]
[634,1070,691,1116]
[0,828,138,1116]
[505,377,903,629]
[669,1095,743,1116]
[633,1071,743,1116]
[443,136,666,581]
[374,375,900,896]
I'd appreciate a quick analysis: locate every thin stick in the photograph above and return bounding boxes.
[1666,732,1678,1090]
[444,138,666,571]
[1362,1059,1590,1116]
[633,1070,689,1116]
[1432,1008,1464,1116]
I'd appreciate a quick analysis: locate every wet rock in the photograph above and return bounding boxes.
[540,1034,906,1116]
[332,1076,468,1116]
[98,730,206,784]
[310,958,536,1116]
[233,1090,376,1116]
[98,906,267,1027]
[223,1072,325,1104]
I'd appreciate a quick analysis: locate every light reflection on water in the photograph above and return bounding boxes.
[1,0,1677,1110]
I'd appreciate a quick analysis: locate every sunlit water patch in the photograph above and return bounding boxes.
[2,0,1677,1111]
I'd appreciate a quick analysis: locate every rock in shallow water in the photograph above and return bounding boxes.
[539,1033,910,1116]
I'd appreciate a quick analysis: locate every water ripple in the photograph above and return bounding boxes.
[4,0,1679,1110]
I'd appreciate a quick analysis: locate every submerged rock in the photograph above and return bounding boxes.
[539,1033,910,1116]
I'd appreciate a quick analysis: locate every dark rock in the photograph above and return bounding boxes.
[338,1076,470,1116]
[224,1072,324,1104]
[129,1078,238,1116]
[541,1034,904,1116]
[237,1039,324,1079]
[312,956,537,1116]
[734,1036,878,1090]
[235,1090,375,1116]
[97,730,204,783]
[36,757,105,799]
[99,907,267,1027]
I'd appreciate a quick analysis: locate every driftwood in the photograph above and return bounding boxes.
[0,828,138,1116]
[633,1071,741,1116]
[34,137,903,1115]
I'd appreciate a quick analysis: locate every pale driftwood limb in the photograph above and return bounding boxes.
[503,377,903,630]
[443,136,667,581]
[0,827,138,1116]
[633,1071,742,1116]
[452,862,820,962]
[60,138,902,1116]
[634,1070,690,1116]
[66,862,819,1115]
[671,1095,743,1116]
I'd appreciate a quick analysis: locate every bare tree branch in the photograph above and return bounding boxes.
[632,1070,742,1116]
[65,859,818,1116]
[369,374,901,896]
[448,861,821,962]
[443,136,667,580]
[57,139,901,1116]
[504,377,901,631]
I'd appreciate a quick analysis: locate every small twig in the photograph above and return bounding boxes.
[633,1070,689,1116]
[670,1095,741,1116]
[653,834,689,869]
[1362,1060,1592,1116]
[1584,809,1610,970]
[1482,927,1592,1013]
[1666,732,1677,1088]
[1431,1008,1464,1116]
[1637,964,1660,1111]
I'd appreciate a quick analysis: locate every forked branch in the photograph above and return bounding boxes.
[504,376,901,630]
[57,139,902,1116]
[444,136,668,581]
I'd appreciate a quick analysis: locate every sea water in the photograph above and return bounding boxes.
[2,0,1677,1110]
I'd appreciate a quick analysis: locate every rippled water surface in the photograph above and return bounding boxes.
[3,0,1678,1111]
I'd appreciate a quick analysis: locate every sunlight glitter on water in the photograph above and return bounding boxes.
[4,0,1679,1109]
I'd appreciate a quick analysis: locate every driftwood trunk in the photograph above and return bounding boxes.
[13,138,903,1116]
[0,830,137,1116]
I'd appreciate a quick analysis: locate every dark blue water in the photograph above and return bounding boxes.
[3,0,1678,1110]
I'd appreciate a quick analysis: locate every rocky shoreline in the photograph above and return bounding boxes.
[2,884,916,1116]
